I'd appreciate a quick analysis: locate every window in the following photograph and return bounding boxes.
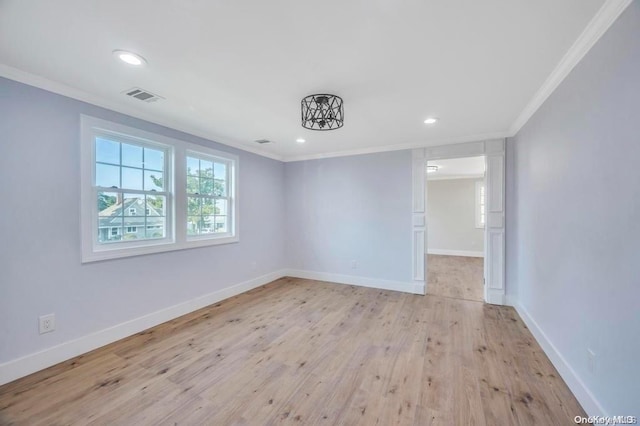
[94,134,169,245]
[186,153,232,238]
[475,181,486,228]
[81,115,238,262]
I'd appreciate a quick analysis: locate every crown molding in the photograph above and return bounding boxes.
[0,64,284,162]
[2,0,630,166]
[282,132,509,162]
[0,61,507,163]
[508,0,633,136]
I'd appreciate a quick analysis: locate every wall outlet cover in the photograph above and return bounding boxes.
[39,314,56,334]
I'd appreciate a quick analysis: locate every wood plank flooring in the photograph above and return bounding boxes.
[0,278,585,425]
[427,254,484,302]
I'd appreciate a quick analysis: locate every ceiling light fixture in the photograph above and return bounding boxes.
[113,50,147,66]
[424,117,438,125]
[296,138,306,143]
[426,165,439,173]
[301,94,344,130]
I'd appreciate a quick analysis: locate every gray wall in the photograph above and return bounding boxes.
[0,77,286,364]
[427,178,484,254]
[506,1,640,416]
[285,152,413,283]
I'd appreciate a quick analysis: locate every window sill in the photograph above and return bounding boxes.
[82,235,239,263]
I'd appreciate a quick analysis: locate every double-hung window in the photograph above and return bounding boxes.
[186,153,233,238]
[92,133,171,246]
[81,115,238,262]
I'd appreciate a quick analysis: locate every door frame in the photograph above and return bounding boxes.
[411,139,506,304]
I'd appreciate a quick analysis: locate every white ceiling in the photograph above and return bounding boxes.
[0,0,619,161]
[427,156,485,180]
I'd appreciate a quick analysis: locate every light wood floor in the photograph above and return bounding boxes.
[0,278,584,425]
[427,254,484,302]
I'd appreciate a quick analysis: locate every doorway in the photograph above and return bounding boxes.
[425,156,485,302]
[410,140,505,305]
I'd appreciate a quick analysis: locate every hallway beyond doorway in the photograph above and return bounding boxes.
[427,254,483,302]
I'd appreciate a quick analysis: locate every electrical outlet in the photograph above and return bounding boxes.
[587,348,596,374]
[351,260,358,269]
[39,314,55,334]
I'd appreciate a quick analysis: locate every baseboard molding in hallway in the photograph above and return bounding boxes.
[512,302,606,417]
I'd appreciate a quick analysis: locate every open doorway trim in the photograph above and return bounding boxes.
[412,139,506,304]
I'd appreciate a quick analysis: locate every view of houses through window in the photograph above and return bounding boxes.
[96,144,232,241]
[96,137,167,243]
[82,115,238,262]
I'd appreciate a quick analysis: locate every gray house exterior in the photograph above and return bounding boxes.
[98,197,164,243]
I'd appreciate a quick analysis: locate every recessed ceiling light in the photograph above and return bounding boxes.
[113,50,147,66]
[426,165,439,173]
[423,117,439,125]
[296,138,306,143]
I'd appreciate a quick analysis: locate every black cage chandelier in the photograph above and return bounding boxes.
[301,94,344,130]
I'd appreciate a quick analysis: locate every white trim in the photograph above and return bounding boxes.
[0,0,630,166]
[0,270,287,386]
[81,115,240,262]
[285,269,424,295]
[0,269,424,386]
[284,132,509,163]
[509,0,633,136]
[184,150,236,242]
[484,152,505,304]
[512,302,607,417]
[485,288,505,306]
[427,249,484,258]
[0,63,509,163]
[418,140,505,305]
[0,63,283,162]
[475,180,486,229]
[411,149,427,292]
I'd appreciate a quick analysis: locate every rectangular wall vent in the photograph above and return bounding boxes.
[123,87,164,103]
[254,139,272,144]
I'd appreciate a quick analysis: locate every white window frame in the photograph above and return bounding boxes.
[81,115,239,262]
[475,180,486,229]
[185,151,235,241]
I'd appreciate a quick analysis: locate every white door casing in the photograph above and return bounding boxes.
[484,140,506,304]
[412,149,426,290]
[412,139,506,304]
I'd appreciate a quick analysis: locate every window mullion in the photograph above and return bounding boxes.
[83,114,238,263]
[173,144,187,244]
[95,186,167,197]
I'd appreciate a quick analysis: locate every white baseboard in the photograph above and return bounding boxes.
[285,269,424,295]
[485,288,505,305]
[427,249,484,258]
[512,302,606,417]
[0,269,287,386]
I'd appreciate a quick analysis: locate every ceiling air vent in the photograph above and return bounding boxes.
[123,87,164,103]
[254,139,273,144]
